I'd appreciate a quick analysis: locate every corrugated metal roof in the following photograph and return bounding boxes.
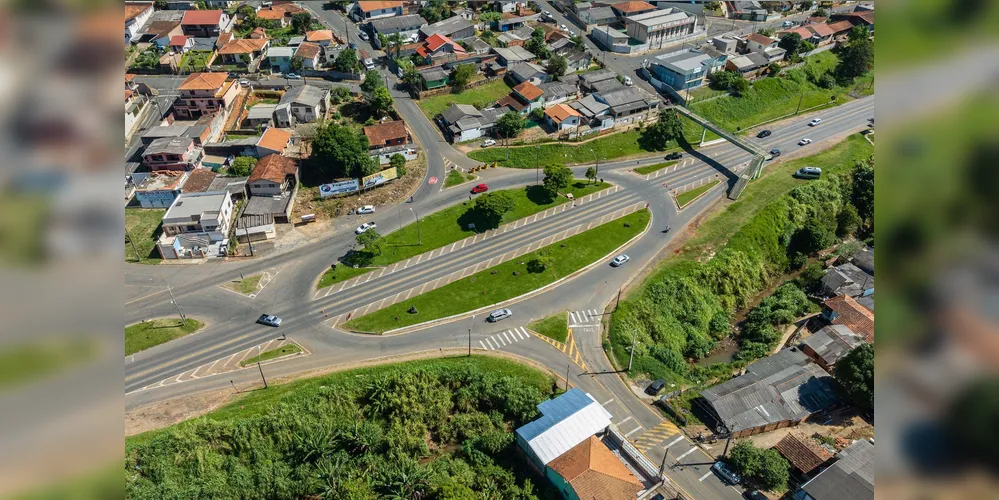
[516,388,612,465]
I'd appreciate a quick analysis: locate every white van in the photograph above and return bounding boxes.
[794,167,822,179]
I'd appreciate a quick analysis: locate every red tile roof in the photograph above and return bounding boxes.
[827,20,855,34]
[178,72,229,91]
[249,26,268,38]
[612,1,655,14]
[809,23,835,37]
[257,128,293,154]
[747,33,775,46]
[181,9,224,26]
[306,30,334,42]
[496,94,528,112]
[424,33,465,53]
[248,154,297,183]
[170,35,189,46]
[783,26,815,39]
[125,2,153,23]
[356,1,404,12]
[218,38,269,54]
[545,103,581,123]
[774,433,833,474]
[362,120,409,146]
[181,168,218,193]
[835,11,874,25]
[548,436,643,500]
[825,295,874,343]
[295,42,321,59]
[513,81,543,101]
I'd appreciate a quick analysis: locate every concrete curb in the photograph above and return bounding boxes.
[373,207,652,337]
[673,179,724,211]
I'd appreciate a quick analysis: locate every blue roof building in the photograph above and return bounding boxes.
[516,388,613,469]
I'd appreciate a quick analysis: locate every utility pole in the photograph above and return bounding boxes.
[125,226,142,262]
[242,215,254,256]
[256,344,268,389]
[565,362,571,390]
[616,287,622,311]
[627,328,638,372]
[166,282,186,323]
[468,315,474,356]
[659,446,670,477]
[794,91,804,115]
[589,148,599,180]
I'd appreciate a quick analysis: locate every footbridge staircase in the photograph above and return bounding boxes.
[672,106,767,200]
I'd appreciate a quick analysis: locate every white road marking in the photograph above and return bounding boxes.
[617,416,633,426]
[699,471,713,482]
[676,447,698,461]
[625,426,644,438]
[497,335,507,346]
[486,338,497,350]
[503,331,513,343]
[603,398,615,406]
[479,340,487,350]
[590,309,598,316]
[569,312,578,323]
[666,436,686,448]
[519,326,529,338]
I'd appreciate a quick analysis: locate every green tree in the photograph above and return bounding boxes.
[334,48,360,73]
[229,156,257,177]
[813,7,828,17]
[390,153,406,173]
[728,441,762,478]
[361,69,384,95]
[947,378,999,469]
[311,122,379,179]
[836,26,874,80]
[641,108,684,151]
[290,56,304,72]
[479,11,501,23]
[450,63,476,91]
[386,33,404,61]
[402,66,423,92]
[495,111,525,143]
[527,255,553,273]
[419,0,449,23]
[757,449,790,491]
[731,75,750,95]
[331,86,353,104]
[778,32,807,59]
[542,164,572,199]
[473,191,515,228]
[757,27,776,37]
[800,0,813,10]
[525,28,551,59]
[546,55,568,80]
[835,343,874,411]
[570,35,585,49]
[851,159,874,227]
[371,87,394,117]
[836,204,861,237]
[291,12,314,34]
[356,229,385,255]
[528,107,545,122]
[585,166,596,184]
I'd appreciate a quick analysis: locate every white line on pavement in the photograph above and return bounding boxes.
[479,340,487,350]
[603,398,615,406]
[699,471,713,482]
[666,436,686,449]
[625,426,644,438]
[486,338,496,350]
[676,447,697,461]
[617,416,633,426]
[519,326,529,338]
[502,331,513,343]
[497,335,507,346]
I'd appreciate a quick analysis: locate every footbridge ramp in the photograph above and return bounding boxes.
[672,106,766,200]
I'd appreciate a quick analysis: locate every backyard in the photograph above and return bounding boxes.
[417,79,513,118]
[125,208,165,263]
[179,51,213,72]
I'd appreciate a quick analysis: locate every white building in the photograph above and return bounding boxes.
[157,191,233,259]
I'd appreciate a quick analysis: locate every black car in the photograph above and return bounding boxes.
[645,379,666,395]
[757,129,772,138]
[769,148,781,159]
[665,152,683,161]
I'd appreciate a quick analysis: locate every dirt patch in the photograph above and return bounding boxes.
[125,388,236,437]
[744,407,873,451]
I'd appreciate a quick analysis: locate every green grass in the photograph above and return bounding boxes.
[345,209,649,333]
[686,86,729,103]
[179,50,212,72]
[675,180,721,208]
[251,98,279,105]
[528,313,568,343]
[0,339,96,390]
[125,318,204,356]
[240,343,302,367]
[445,169,475,188]
[417,79,514,118]
[125,208,165,263]
[225,133,258,140]
[316,264,375,290]
[691,52,872,133]
[224,274,262,295]
[634,161,677,175]
[348,181,611,268]
[467,121,702,168]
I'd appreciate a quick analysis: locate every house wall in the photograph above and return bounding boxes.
[372,147,418,164]
[162,194,233,238]
[249,178,288,196]
[545,467,581,500]
[126,5,154,42]
[136,189,182,208]
[457,127,483,142]
[182,15,230,37]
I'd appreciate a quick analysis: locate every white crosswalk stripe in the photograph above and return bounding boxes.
[481,327,537,351]
[479,340,488,350]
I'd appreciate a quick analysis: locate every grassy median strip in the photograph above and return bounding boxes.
[344,209,649,333]
[125,318,204,356]
[634,161,678,175]
[316,265,374,290]
[675,180,721,208]
[240,343,302,367]
[224,274,262,295]
[528,313,568,343]
[445,169,475,188]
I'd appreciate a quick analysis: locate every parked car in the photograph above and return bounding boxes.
[481,139,496,147]
[611,254,630,267]
[487,308,512,322]
[471,183,489,194]
[756,129,771,138]
[808,118,822,126]
[544,10,551,16]
[357,205,375,214]
[355,222,377,234]
[711,461,742,485]
[744,491,768,500]
[285,73,301,79]
[645,379,666,395]
[665,152,683,160]
[228,72,240,78]
[798,138,812,146]
[768,148,781,159]
[348,42,358,49]
[794,166,822,179]
[623,76,633,86]
[239,79,250,86]
[257,314,282,327]
[559,24,567,31]
[358,31,369,41]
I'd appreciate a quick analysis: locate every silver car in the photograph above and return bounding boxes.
[487,308,512,322]
[611,254,630,267]
[257,314,282,327]
[355,222,377,234]
[357,205,375,214]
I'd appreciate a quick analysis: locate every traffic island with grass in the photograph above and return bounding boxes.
[634,161,678,175]
[239,343,303,367]
[344,209,649,333]
[316,265,375,290]
[125,318,204,356]
[675,180,721,209]
[224,274,263,295]
[444,169,475,188]
[527,313,569,343]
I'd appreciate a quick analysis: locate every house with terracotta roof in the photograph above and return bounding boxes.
[494,81,544,116]
[826,20,856,39]
[181,168,219,194]
[169,35,195,54]
[294,42,323,69]
[611,1,656,18]
[172,72,239,121]
[774,432,834,476]
[362,121,410,150]
[181,9,232,38]
[248,27,268,40]
[822,295,874,344]
[350,1,405,22]
[256,128,293,157]
[125,2,154,43]
[217,38,270,65]
[415,33,467,65]
[547,436,644,500]
[306,30,336,46]
[545,103,582,131]
[830,10,874,31]
[244,154,299,223]
[256,3,307,27]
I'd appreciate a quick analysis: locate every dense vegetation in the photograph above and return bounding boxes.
[835,343,874,411]
[126,357,560,499]
[609,145,874,383]
[727,440,790,491]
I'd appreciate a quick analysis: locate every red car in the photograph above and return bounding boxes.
[471,183,489,194]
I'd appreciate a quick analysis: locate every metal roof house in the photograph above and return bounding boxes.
[800,325,865,373]
[516,388,613,469]
[793,439,874,500]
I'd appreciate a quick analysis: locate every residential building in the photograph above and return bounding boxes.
[180,9,231,38]
[610,1,656,18]
[822,295,874,344]
[792,439,873,500]
[125,2,155,43]
[773,433,834,477]
[134,170,190,208]
[244,154,299,224]
[492,45,535,66]
[136,10,186,47]
[646,48,726,92]
[294,42,323,69]
[125,75,150,140]
[142,137,205,171]
[547,436,644,500]
[370,15,427,41]
[539,81,579,108]
[507,62,548,86]
[351,1,405,22]
[305,30,336,46]
[830,10,874,32]
[725,52,770,76]
[157,191,234,259]
[826,20,856,39]
[570,94,614,130]
[821,262,874,299]
[545,103,582,131]
[169,34,195,53]
[579,6,619,25]
[516,388,613,472]
[624,8,698,46]
[590,78,626,94]
[274,85,330,127]
[591,25,627,52]
[419,15,475,41]
[180,167,219,194]
[849,245,874,275]
[265,46,296,73]
[362,121,411,150]
[245,104,277,129]
[564,49,593,72]
[418,66,449,90]
[465,37,492,55]
[216,38,270,66]
[729,1,768,21]
[438,103,509,142]
[416,33,467,65]
[494,14,534,32]
[256,3,307,27]
[141,111,225,146]
[700,347,840,438]
[512,81,544,112]
[800,325,866,372]
[593,87,659,123]
[578,68,618,92]
[256,128,293,157]
[494,0,517,14]
[165,0,197,9]
[172,72,239,120]
[496,26,532,48]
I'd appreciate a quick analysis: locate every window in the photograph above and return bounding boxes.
[268,183,276,187]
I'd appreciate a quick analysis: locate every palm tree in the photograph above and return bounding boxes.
[387,33,404,61]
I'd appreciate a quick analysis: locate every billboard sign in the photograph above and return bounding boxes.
[361,167,398,190]
[319,179,360,198]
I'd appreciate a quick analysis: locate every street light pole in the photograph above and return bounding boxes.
[166,282,186,323]
[408,207,421,245]
[468,314,474,356]
[256,344,268,389]
[627,328,638,372]
[589,148,599,182]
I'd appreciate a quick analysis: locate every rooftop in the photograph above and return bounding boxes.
[516,388,613,465]
[548,435,644,500]
[626,8,692,28]
[247,104,277,120]
[821,262,873,297]
[421,15,473,38]
[136,170,188,192]
[800,439,874,500]
[257,128,292,153]
[267,46,296,58]
[356,1,404,12]
[181,168,218,193]
[145,137,196,156]
[125,2,153,23]
[163,191,229,222]
[654,48,714,72]
[218,38,269,55]
[178,72,229,91]
[824,295,874,343]
[774,432,833,475]
[248,154,297,184]
[492,45,535,63]
[747,32,775,45]
[363,120,409,146]
[181,9,223,25]
[580,68,619,85]
[802,325,865,367]
[295,42,322,59]
[545,103,581,123]
[305,30,334,42]
[278,84,327,108]
[513,81,544,101]
[372,14,428,32]
[611,1,655,14]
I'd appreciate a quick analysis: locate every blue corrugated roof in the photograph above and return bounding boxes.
[516,388,592,442]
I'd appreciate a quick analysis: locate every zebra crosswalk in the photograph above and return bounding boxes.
[479,326,531,351]
[569,309,599,326]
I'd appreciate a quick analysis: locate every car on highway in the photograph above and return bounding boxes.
[794,166,822,179]
[808,118,822,126]
[798,138,812,146]
[481,139,496,147]
[355,222,377,234]
[357,205,375,214]
[611,254,630,267]
[645,379,666,395]
[471,183,489,194]
[285,73,301,79]
[487,308,512,322]
[768,148,781,159]
[257,314,282,327]
[757,129,771,138]
[664,152,683,160]
[711,461,742,485]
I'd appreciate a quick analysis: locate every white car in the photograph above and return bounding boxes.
[487,308,513,322]
[355,222,377,234]
[808,118,822,126]
[798,138,812,146]
[358,31,369,41]
[544,10,551,16]
[357,205,375,214]
[560,24,567,31]
[611,254,630,267]
[569,30,576,36]
[239,79,250,86]
[481,139,496,147]
[623,76,633,86]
